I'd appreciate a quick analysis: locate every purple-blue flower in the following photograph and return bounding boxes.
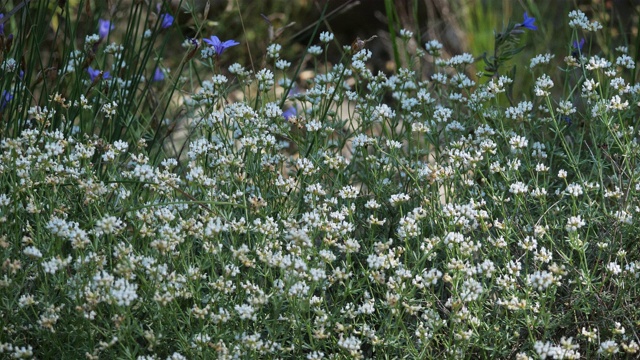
[203,36,239,55]
[572,38,585,57]
[152,67,165,82]
[517,12,537,31]
[0,14,4,35]
[0,90,13,112]
[283,107,297,120]
[87,67,110,82]
[287,84,301,98]
[98,19,114,39]
[159,13,174,29]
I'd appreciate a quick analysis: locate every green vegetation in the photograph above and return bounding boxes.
[1,0,639,358]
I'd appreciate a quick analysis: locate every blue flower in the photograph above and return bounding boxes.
[0,90,13,112]
[203,36,239,55]
[572,38,585,57]
[87,67,111,82]
[98,19,114,40]
[283,107,297,120]
[160,13,174,29]
[287,84,301,98]
[152,67,165,82]
[0,14,4,35]
[517,12,537,31]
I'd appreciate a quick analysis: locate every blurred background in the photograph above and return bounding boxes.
[2,0,638,89]
[162,0,640,78]
[1,0,639,145]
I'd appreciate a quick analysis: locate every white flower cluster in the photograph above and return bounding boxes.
[568,10,603,32]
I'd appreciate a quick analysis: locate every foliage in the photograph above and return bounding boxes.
[1,1,640,359]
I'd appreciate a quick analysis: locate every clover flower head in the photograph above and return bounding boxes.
[569,10,603,32]
[399,29,413,40]
[98,19,114,39]
[203,35,240,55]
[517,12,537,31]
[319,31,334,43]
[308,45,322,56]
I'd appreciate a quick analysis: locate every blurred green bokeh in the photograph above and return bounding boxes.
[170,0,638,91]
[3,0,637,83]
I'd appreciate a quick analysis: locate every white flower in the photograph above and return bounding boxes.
[266,43,282,58]
[519,236,537,251]
[319,31,334,43]
[338,185,359,199]
[275,59,291,70]
[622,340,639,354]
[509,181,529,195]
[235,303,257,320]
[110,278,138,306]
[527,270,555,291]
[610,77,630,93]
[558,169,568,178]
[308,45,323,55]
[102,101,118,118]
[94,215,124,236]
[18,294,37,307]
[613,210,632,224]
[373,104,395,122]
[607,95,629,111]
[365,199,381,209]
[23,246,43,259]
[425,40,443,56]
[556,100,576,115]
[598,340,619,355]
[166,352,187,360]
[585,56,611,71]
[505,101,533,120]
[10,345,34,359]
[530,53,555,68]
[534,74,554,97]
[531,187,547,198]
[338,335,362,354]
[389,193,410,206]
[606,262,622,275]
[307,351,325,360]
[288,281,310,298]
[566,183,583,197]
[446,53,475,67]
[581,327,598,343]
[616,54,635,69]
[433,105,452,123]
[565,215,585,232]
[0,193,10,206]
[399,29,413,40]
[568,10,603,32]
[256,68,275,91]
[509,135,529,152]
